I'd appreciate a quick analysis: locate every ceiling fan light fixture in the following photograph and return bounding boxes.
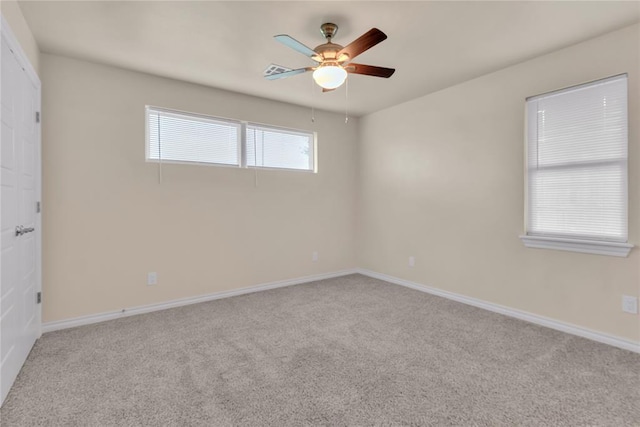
[312,65,347,89]
[268,24,394,92]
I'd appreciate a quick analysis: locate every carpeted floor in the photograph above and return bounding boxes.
[1,274,639,426]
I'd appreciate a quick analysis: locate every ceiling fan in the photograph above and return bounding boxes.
[264,23,395,91]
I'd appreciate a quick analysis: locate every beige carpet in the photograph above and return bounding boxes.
[1,274,639,426]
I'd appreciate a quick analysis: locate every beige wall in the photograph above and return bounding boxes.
[1,0,39,74]
[41,54,358,322]
[358,24,640,342]
[40,23,640,344]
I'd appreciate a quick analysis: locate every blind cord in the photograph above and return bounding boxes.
[345,78,349,124]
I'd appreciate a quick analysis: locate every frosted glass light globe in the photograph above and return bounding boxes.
[312,66,348,89]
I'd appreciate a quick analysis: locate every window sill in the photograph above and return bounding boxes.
[519,235,633,257]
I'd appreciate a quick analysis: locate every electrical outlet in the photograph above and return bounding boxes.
[622,296,638,314]
[147,272,157,286]
[312,251,319,262]
[409,256,415,267]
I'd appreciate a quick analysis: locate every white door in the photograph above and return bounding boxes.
[0,31,41,406]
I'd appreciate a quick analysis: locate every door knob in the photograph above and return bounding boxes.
[15,226,35,236]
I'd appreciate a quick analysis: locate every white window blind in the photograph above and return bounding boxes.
[526,74,628,243]
[246,124,314,171]
[147,107,241,166]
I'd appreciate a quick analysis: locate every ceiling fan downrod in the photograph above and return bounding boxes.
[320,23,339,42]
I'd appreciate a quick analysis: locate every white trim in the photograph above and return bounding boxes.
[0,15,40,90]
[519,235,633,257]
[524,75,629,252]
[34,63,42,339]
[42,267,639,354]
[42,269,358,333]
[356,268,640,354]
[526,73,627,102]
[246,122,316,172]
[145,105,316,172]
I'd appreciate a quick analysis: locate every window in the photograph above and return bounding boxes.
[146,106,316,172]
[520,75,632,257]
[246,124,314,171]
[147,107,241,166]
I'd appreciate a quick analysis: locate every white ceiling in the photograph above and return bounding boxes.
[19,1,640,116]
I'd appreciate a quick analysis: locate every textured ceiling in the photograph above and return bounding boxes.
[19,1,640,116]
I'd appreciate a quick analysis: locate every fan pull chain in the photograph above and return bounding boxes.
[310,76,316,123]
[345,78,349,124]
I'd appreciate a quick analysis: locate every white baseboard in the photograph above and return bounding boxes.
[42,269,358,333]
[43,267,639,354]
[357,268,640,354]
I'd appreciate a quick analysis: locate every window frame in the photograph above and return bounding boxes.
[145,106,317,173]
[245,122,317,172]
[145,106,243,168]
[519,75,632,257]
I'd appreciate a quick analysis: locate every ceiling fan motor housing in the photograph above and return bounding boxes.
[313,44,344,61]
[314,23,345,62]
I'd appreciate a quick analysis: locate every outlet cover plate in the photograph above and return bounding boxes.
[622,295,638,314]
[147,272,158,286]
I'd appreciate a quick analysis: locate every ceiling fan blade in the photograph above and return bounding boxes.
[337,28,387,62]
[274,35,317,58]
[264,67,313,80]
[347,63,395,78]
[322,88,336,93]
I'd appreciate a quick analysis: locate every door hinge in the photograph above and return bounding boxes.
[36,201,41,213]
[36,111,40,123]
[36,292,41,304]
